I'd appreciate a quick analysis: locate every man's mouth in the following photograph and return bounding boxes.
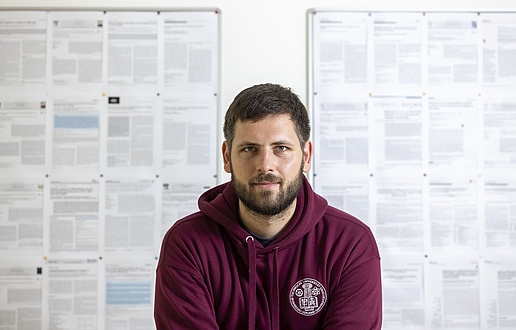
[254,181,280,190]
[250,173,283,190]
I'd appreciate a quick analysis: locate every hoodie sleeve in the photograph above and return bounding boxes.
[321,221,383,330]
[154,219,219,330]
[322,256,382,329]
[154,263,218,330]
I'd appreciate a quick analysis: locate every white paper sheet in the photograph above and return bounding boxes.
[105,12,158,89]
[480,256,516,329]
[44,180,99,254]
[425,12,479,91]
[103,94,157,173]
[48,11,103,91]
[0,258,43,330]
[382,255,425,329]
[0,181,44,250]
[159,94,218,182]
[482,178,516,251]
[482,96,516,172]
[0,96,46,169]
[104,179,156,254]
[426,176,479,253]
[161,11,219,94]
[0,11,47,87]
[43,258,98,330]
[370,95,423,173]
[49,95,101,170]
[311,11,368,92]
[426,95,478,174]
[313,93,369,174]
[425,256,480,329]
[481,13,516,89]
[160,179,208,239]
[103,258,155,330]
[374,176,423,252]
[370,12,423,94]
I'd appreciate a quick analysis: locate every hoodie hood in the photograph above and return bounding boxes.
[198,175,328,250]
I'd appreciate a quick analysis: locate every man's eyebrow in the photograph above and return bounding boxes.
[271,140,295,146]
[235,141,260,148]
[235,140,295,148]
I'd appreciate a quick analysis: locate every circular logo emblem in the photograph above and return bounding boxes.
[289,278,327,316]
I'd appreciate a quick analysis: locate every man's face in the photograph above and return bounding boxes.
[222,114,312,216]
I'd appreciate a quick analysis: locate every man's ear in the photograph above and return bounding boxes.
[302,141,313,173]
[222,141,231,173]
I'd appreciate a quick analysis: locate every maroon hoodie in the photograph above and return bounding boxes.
[155,177,382,329]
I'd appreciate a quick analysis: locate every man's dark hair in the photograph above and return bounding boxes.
[223,83,310,151]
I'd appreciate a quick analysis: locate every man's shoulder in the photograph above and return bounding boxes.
[163,211,221,244]
[323,205,370,230]
[319,205,379,253]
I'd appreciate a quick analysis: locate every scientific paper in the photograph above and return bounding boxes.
[50,96,101,170]
[45,180,99,253]
[427,96,478,174]
[104,179,156,253]
[371,12,422,93]
[0,97,46,168]
[43,259,98,330]
[106,12,158,87]
[0,259,43,330]
[160,95,217,181]
[104,259,155,330]
[0,182,44,250]
[382,255,425,330]
[313,95,369,173]
[312,11,368,91]
[426,177,479,252]
[0,11,47,86]
[160,179,207,238]
[480,256,516,328]
[48,11,103,88]
[162,11,219,93]
[370,95,423,173]
[426,12,479,88]
[425,256,480,329]
[105,94,156,170]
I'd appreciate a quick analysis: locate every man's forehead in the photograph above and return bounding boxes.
[232,114,300,145]
[234,114,295,132]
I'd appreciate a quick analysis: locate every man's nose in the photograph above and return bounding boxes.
[256,149,274,172]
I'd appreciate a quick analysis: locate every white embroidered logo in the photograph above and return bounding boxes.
[289,278,327,316]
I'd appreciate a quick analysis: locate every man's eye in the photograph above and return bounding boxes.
[243,147,255,152]
[276,146,288,152]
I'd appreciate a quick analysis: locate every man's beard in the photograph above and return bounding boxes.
[231,164,304,216]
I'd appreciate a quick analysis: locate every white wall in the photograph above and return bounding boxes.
[3,0,514,181]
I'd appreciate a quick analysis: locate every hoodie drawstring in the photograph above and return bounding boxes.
[272,247,280,330]
[246,236,257,330]
[246,236,281,330]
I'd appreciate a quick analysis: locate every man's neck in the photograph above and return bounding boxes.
[238,201,297,239]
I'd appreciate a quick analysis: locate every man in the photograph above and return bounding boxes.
[155,83,382,329]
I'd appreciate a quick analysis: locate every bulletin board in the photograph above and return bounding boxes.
[309,10,516,329]
[0,9,220,330]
